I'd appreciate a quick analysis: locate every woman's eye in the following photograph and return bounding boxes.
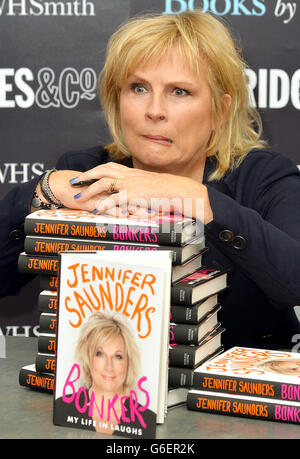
[131,83,147,93]
[96,351,102,357]
[173,88,189,96]
[115,354,123,360]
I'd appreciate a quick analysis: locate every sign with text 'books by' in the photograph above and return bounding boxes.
[53,251,172,439]
[24,208,201,246]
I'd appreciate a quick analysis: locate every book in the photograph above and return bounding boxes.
[170,294,218,324]
[39,312,57,334]
[192,346,300,402]
[186,390,300,425]
[38,290,58,313]
[169,327,224,368]
[24,208,201,246]
[36,352,56,374]
[168,347,225,388]
[53,250,173,438]
[18,250,205,284]
[38,333,56,354]
[169,305,221,345]
[19,364,54,393]
[40,275,59,291]
[24,234,205,265]
[167,387,188,408]
[171,268,228,305]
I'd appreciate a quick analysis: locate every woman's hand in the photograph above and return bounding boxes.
[68,162,214,223]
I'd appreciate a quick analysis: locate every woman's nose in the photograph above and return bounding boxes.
[145,94,167,122]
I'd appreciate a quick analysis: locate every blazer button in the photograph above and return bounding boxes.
[219,229,234,242]
[9,229,24,241]
[232,235,247,250]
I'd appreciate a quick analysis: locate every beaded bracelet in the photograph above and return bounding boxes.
[40,169,63,209]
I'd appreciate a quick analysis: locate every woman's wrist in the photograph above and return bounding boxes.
[30,169,63,212]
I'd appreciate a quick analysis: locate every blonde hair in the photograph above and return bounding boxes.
[75,311,141,389]
[100,10,266,180]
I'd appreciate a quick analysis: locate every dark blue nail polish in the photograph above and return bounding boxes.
[70,177,78,184]
[121,209,127,215]
[74,192,82,199]
[92,209,98,214]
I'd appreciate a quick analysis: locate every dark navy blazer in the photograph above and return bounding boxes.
[1,146,300,349]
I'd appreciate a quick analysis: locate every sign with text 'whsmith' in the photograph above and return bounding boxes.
[0,0,299,334]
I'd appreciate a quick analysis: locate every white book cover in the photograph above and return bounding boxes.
[53,251,172,438]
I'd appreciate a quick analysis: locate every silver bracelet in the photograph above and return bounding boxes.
[40,169,63,209]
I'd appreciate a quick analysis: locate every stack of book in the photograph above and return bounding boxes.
[18,208,227,408]
[186,346,300,426]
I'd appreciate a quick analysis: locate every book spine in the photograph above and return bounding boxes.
[35,353,56,374]
[24,217,185,246]
[187,391,300,425]
[39,313,57,334]
[169,345,196,368]
[24,236,184,264]
[19,367,54,394]
[171,284,193,306]
[169,322,199,345]
[38,334,56,354]
[18,253,59,275]
[192,372,300,402]
[38,292,58,313]
[40,275,59,291]
[170,304,199,324]
[168,366,195,388]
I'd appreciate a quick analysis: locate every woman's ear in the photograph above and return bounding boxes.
[220,93,232,126]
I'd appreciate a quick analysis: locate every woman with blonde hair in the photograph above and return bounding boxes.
[1,10,300,350]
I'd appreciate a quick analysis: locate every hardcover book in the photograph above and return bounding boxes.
[171,268,228,305]
[192,346,300,402]
[18,249,205,283]
[24,234,205,265]
[187,390,300,425]
[169,327,224,368]
[24,208,201,246]
[19,364,54,394]
[170,294,218,325]
[53,250,172,438]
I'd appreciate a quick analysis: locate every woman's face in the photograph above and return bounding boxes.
[90,334,129,394]
[119,47,215,177]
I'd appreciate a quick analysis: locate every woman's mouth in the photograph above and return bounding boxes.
[142,135,173,146]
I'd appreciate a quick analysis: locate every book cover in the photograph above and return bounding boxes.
[187,390,300,425]
[193,346,300,402]
[40,275,59,291]
[171,268,228,305]
[53,250,172,438]
[24,234,205,265]
[24,208,201,246]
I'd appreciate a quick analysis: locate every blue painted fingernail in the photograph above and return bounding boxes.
[74,192,82,199]
[147,208,154,213]
[70,177,78,184]
[92,209,98,214]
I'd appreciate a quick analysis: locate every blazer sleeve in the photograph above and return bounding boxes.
[204,151,300,308]
[0,177,40,297]
[0,147,104,298]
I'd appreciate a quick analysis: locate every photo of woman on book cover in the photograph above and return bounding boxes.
[257,359,300,377]
[54,311,156,437]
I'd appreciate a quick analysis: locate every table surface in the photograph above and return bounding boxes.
[1,336,300,440]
